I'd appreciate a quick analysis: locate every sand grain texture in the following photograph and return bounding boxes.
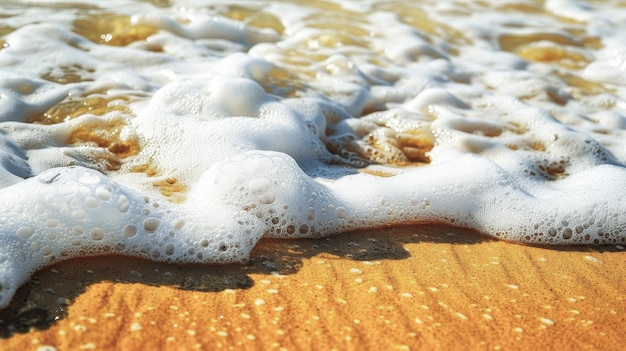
[1,226,625,350]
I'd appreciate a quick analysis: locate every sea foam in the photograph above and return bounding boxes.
[0,0,625,308]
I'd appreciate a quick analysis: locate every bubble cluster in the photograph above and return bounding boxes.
[187,151,355,241]
[0,166,259,308]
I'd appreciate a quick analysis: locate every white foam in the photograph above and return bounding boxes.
[0,0,625,308]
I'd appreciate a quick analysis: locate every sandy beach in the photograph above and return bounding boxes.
[1,226,624,350]
[0,1,626,350]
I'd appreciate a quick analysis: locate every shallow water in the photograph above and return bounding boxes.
[0,0,625,310]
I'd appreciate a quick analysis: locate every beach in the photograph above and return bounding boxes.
[0,0,626,349]
[2,226,624,350]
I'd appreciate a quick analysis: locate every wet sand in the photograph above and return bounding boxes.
[1,225,625,350]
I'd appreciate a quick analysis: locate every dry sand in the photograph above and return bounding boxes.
[1,225,625,350]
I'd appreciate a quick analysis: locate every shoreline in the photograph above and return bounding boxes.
[1,225,625,350]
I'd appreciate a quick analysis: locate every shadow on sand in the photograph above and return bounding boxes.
[0,224,620,337]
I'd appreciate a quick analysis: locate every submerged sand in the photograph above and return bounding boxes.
[1,226,624,350]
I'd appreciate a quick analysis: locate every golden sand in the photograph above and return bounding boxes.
[1,226,625,350]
